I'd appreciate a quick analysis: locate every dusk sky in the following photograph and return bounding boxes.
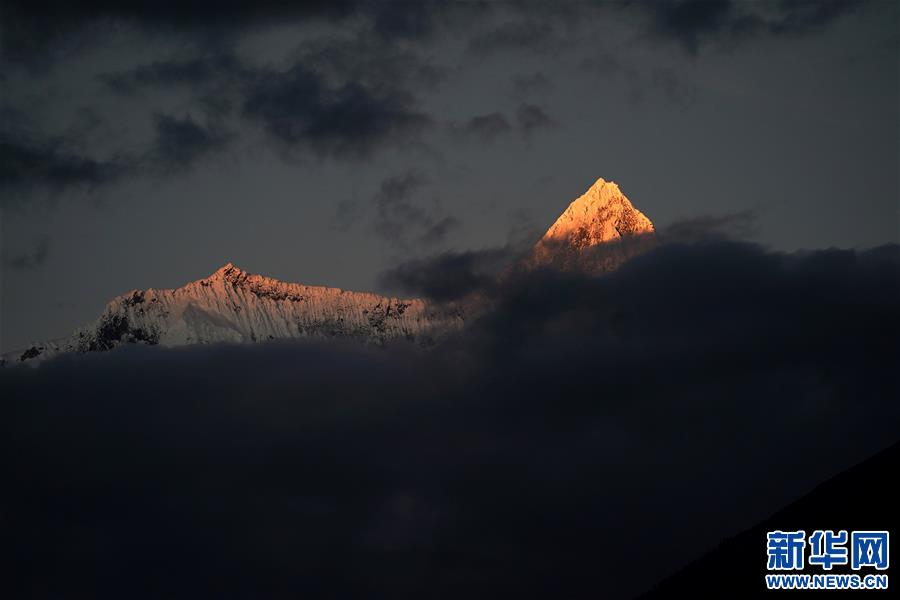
[2,0,898,350]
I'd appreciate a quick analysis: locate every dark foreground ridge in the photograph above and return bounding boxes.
[641,441,900,598]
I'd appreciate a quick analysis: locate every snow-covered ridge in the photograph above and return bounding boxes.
[3,177,656,365]
[4,263,463,364]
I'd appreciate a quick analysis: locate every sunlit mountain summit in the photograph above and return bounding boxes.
[4,178,656,364]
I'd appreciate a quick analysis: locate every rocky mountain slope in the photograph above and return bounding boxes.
[3,177,655,365]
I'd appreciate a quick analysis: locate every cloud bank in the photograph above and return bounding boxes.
[3,241,898,598]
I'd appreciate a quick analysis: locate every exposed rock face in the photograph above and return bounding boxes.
[3,177,656,365]
[5,264,463,364]
[526,178,656,272]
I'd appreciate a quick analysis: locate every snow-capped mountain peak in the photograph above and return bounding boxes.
[539,178,654,249]
[4,266,463,364]
[4,176,657,365]
[525,177,656,271]
[212,262,240,277]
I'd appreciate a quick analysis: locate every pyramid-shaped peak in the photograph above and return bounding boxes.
[210,263,245,278]
[538,177,654,245]
[522,177,656,272]
[580,177,624,202]
[588,176,615,190]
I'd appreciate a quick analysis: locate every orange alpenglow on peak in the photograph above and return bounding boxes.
[539,178,655,248]
[527,177,656,271]
[212,262,239,275]
[206,263,251,283]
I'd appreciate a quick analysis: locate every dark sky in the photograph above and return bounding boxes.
[2,0,898,351]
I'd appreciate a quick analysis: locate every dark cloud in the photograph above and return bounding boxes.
[418,216,460,246]
[334,172,459,246]
[1,1,446,69]
[290,34,447,92]
[379,247,513,302]
[642,0,735,53]
[148,113,231,172]
[367,0,442,39]
[647,67,697,107]
[332,197,363,231]
[2,0,869,71]
[505,207,542,249]
[3,237,50,270]
[242,64,432,159]
[101,34,446,102]
[584,49,704,110]
[451,104,558,142]
[5,28,445,211]
[0,131,130,206]
[373,171,448,247]
[99,35,443,162]
[662,210,759,244]
[515,103,556,135]
[0,109,230,205]
[374,171,429,221]
[101,54,248,94]
[579,56,698,110]
[511,71,552,96]
[381,232,658,302]
[636,0,870,54]
[767,0,870,35]
[580,52,624,76]
[452,113,513,141]
[467,20,558,56]
[3,241,899,598]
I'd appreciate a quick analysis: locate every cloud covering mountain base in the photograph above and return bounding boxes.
[3,241,899,599]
